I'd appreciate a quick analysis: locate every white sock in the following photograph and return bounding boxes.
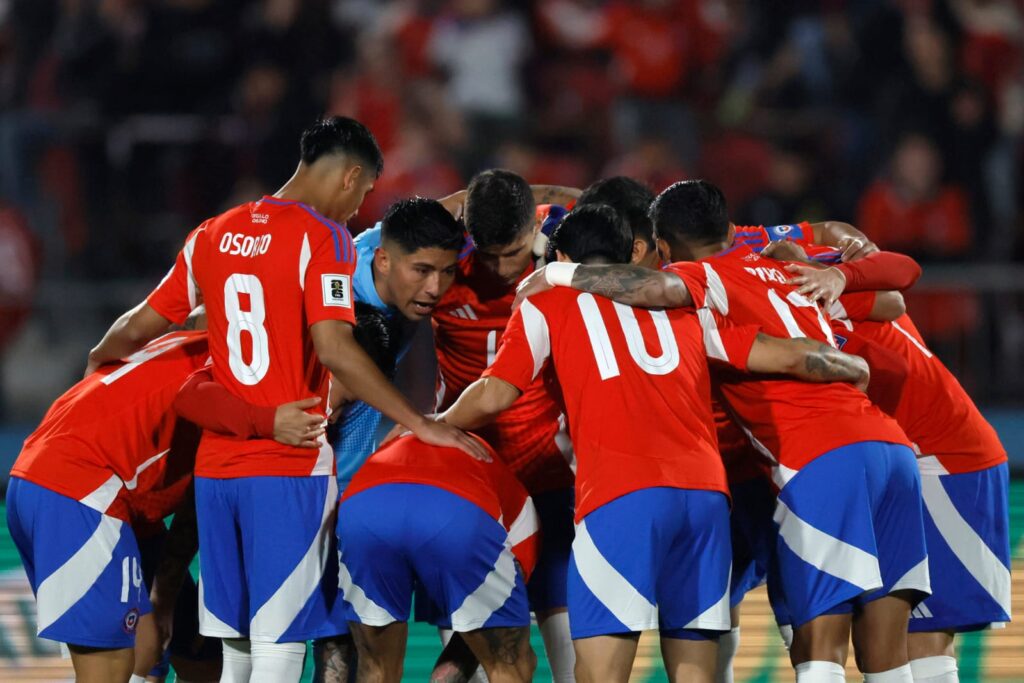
[864,664,914,682]
[250,640,306,683]
[128,676,148,683]
[221,638,253,683]
[795,660,846,682]
[910,656,959,683]
[715,627,740,683]
[539,612,576,682]
[779,623,794,651]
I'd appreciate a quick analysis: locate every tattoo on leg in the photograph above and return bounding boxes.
[481,627,526,665]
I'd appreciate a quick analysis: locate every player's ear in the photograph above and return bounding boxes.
[555,249,574,264]
[374,245,391,275]
[342,164,364,191]
[727,222,736,244]
[656,237,672,263]
[631,239,648,265]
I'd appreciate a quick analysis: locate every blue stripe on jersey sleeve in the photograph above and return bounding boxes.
[297,204,357,263]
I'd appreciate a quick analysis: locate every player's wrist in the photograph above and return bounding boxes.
[545,262,578,288]
[828,266,848,292]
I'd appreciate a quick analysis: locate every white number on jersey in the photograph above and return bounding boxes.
[767,289,836,346]
[224,274,270,385]
[578,293,680,380]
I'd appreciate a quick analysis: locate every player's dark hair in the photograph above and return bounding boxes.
[548,204,632,265]
[464,169,535,249]
[577,176,655,249]
[381,198,465,254]
[353,302,400,378]
[648,180,730,248]
[299,116,384,178]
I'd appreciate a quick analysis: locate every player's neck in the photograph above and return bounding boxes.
[272,169,317,208]
[676,240,729,261]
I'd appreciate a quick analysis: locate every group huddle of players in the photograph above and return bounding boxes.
[5,116,1011,683]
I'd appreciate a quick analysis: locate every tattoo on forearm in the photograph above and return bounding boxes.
[571,265,687,308]
[481,627,526,665]
[804,343,862,382]
[533,185,579,206]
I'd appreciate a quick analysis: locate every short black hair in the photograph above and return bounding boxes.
[353,302,400,378]
[381,198,465,254]
[577,176,655,249]
[548,204,632,265]
[648,180,730,248]
[464,169,535,249]
[299,116,384,177]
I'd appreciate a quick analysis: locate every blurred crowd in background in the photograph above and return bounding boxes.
[0,0,1022,415]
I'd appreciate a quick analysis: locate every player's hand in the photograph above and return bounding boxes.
[412,418,492,462]
[512,267,553,311]
[836,235,878,262]
[785,264,847,308]
[761,239,810,263]
[274,397,325,449]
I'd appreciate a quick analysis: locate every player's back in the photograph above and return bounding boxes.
[670,246,909,475]
[190,196,355,477]
[493,287,727,520]
[433,250,573,493]
[12,331,209,521]
[853,315,1005,474]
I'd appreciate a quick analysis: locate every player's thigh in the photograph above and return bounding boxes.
[8,477,150,649]
[461,626,536,682]
[407,486,531,634]
[526,486,575,614]
[660,635,718,683]
[349,621,408,680]
[568,490,663,640]
[572,633,640,683]
[773,443,917,627]
[657,488,732,634]
[194,477,248,638]
[238,474,339,642]
[68,644,135,683]
[336,484,417,627]
[911,462,1012,633]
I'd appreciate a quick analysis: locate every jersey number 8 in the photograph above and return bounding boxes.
[225,273,270,385]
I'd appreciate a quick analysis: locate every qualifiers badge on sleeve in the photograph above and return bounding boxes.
[322,274,352,308]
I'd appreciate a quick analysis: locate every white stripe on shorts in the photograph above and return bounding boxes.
[36,514,123,632]
[572,520,657,632]
[198,576,243,638]
[683,565,732,631]
[451,537,521,631]
[774,498,883,592]
[250,477,339,642]
[920,473,1011,618]
[337,551,397,626]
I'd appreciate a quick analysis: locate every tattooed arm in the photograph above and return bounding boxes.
[531,184,582,207]
[514,263,693,310]
[746,333,870,391]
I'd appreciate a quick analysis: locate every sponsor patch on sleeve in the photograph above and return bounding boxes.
[321,274,352,308]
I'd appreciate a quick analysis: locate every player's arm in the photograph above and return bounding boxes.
[85,302,173,376]
[808,221,879,261]
[513,262,693,310]
[173,368,325,448]
[312,320,490,460]
[868,291,906,321]
[136,485,200,673]
[439,376,523,431]
[746,333,870,391]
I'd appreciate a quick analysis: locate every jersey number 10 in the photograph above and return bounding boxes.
[577,294,680,379]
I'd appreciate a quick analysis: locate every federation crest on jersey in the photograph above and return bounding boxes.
[322,274,352,308]
[122,608,140,634]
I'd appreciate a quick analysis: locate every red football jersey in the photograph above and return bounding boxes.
[147,196,356,478]
[833,313,1006,475]
[343,434,539,579]
[11,332,208,523]
[432,251,574,494]
[484,289,756,521]
[669,246,911,483]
